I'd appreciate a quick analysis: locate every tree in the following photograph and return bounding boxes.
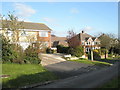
[1,12,25,63]
[66,29,76,46]
[98,33,119,58]
[1,11,24,46]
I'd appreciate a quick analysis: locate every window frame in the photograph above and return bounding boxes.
[39,31,48,37]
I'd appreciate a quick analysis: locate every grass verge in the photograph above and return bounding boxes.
[2,64,58,88]
[70,59,112,66]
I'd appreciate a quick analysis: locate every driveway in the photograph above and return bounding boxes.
[39,53,108,79]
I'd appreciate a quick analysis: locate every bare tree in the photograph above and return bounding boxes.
[66,29,76,47]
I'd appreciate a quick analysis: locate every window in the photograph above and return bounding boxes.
[86,42,90,45]
[86,42,89,45]
[89,42,90,45]
[82,42,84,45]
[6,31,13,36]
[21,31,28,36]
[39,31,48,37]
[86,48,89,52]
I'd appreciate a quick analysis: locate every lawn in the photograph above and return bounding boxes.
[2,64,58,88]
[70,59,112,66]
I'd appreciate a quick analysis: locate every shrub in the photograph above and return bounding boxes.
[56,45,69,54]
[68,47,75,56]
[46,48,52,53]
[68,46,84,57]
[2,35,12,63]
[93,50,101,60]
[88,50,101,60]
[24,45,41,64]
[46,48,55,54]
[2,35,24,64]
[108,54,113,57]
[74,46,84,57]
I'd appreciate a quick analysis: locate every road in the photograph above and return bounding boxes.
[36,62,119,88]
[39,53,107,79]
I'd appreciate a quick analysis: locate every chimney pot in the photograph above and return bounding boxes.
[82,30,84,33]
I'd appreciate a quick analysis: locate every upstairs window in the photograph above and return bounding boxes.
[6,31,13,36]
[21,31,28,36]
[86,42,91,45]
[39,31,48,37]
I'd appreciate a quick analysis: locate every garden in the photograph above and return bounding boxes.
[2,64,57,88]
[1,35,58,88]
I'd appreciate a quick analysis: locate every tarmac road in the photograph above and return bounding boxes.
[36,62,119,88]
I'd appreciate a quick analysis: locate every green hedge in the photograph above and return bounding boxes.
[24,45,41,64]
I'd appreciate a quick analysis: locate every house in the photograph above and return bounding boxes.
[68,31,101,53]
[98,33,119,48]
[51,35,68,47]
[0,20,52,50]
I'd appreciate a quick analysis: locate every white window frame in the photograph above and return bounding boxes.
[39,31,48,37]
[21,31,28,36]
[6,31,13,36]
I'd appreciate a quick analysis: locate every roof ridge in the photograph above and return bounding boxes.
[23,21,44,24]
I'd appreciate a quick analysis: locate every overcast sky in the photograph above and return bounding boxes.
[2,2,118,37]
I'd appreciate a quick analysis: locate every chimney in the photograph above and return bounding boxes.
[82,30,84,33]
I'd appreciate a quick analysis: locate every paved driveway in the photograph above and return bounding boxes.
[39,53,107,79]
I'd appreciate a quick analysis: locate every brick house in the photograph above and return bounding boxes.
[0,20,52,50]
[68,31,101,53]
[51,35,68,47]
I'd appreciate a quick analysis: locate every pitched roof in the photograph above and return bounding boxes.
[79,33,93,41]
[51,35,68,46]
[0,20,52,31]
[69,31,100,42]
[22,22,51,30]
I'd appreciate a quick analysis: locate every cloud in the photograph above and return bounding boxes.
[70,8,79,14]
[14,3,36,18]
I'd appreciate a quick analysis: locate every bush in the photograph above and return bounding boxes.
[108,54,113,57]
[88,49,101,60]
[68,47,75,55]
[46,48,51,53]
[56,45,69,54]
[2,35,12,63]
[24,45,41,64]
[46,48,55,54]
[68,46,84,57]
[74,46,84,57]
[93,50,101,60]
[2,35,24,64]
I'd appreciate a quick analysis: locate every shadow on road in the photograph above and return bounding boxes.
[43,60,109,79]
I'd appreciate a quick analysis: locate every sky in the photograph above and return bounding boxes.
[1,2,118,37]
